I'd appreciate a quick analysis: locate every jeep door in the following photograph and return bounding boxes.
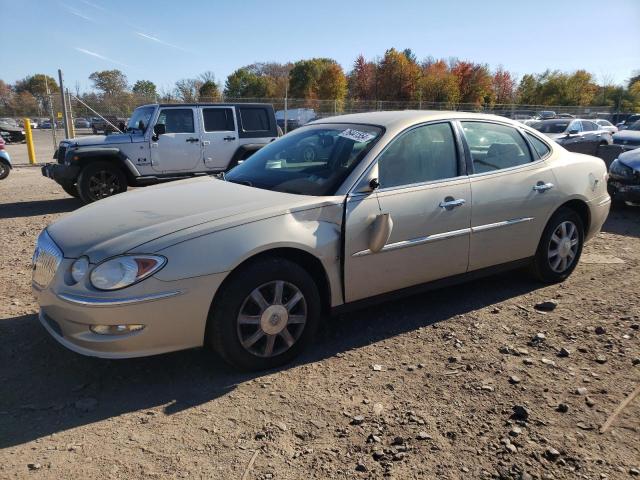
[151,107,201,172]
[343,121,471,302]
[200,107,240,170]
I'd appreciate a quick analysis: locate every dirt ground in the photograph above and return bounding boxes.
[0,167,639,480]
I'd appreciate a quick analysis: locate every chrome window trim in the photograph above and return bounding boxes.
[351,216,534,257]
[57,290,183,307]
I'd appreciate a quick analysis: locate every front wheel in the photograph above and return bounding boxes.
[0,161,10,180]
[60,181,79,198]
[77,161,127,204]
[531,207,584,283]
[206,258,321,371]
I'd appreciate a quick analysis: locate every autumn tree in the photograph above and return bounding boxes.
[349,54,377,100]
[288,58,347,102]
[89,70,128,96]
[451,61,493,106]
[8,91,39,116]
[419,59,459,105]
[174,78,201,102]
[492,67,516,104]
[376,48,421,101]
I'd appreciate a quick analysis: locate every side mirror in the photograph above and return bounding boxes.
[152,123,166,141]
[369,178,380,190]
[369,213,393,253]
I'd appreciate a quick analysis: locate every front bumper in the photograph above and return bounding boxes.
[33,264,227,358]
[608,180,640,204]
[42,162,80,185]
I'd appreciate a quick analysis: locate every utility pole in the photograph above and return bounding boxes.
[284,81,288,134]
[45,77,57,150]
[67,88,76,138]
[58,69,70,138]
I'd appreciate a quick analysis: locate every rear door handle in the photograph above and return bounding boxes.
[439,198,466,209]
[223,136,236,141]
[186,137,199,143]
[533,182,554,192]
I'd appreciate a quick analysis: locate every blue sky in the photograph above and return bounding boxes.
[2,0,639,92]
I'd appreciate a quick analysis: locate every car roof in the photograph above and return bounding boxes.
[141,103,273,108]
[308,110,519,130]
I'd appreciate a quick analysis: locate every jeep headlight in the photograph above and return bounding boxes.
[90,255,166,290]
[610,159,634,179]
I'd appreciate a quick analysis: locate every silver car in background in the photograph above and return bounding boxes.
[32,111,611,370]
[531,118,612,155]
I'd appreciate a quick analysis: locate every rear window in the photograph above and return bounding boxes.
[532,121,569,134]
[239,108,270,132]
[203,108,235,132]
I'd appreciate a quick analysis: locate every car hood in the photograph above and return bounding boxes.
[613,130,640,141]
[66,133,137,147]
[47,177,337,261]
[618,148,640,170]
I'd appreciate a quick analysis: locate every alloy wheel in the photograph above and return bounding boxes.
[88,170,121,200]
[547,220,579,273]
[236,280,307,358]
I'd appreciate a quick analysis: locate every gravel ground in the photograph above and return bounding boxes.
[0,168,639,479]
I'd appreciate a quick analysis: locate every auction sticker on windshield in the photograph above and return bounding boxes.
[339,128,377,143]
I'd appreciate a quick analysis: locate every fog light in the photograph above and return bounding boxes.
[90,324,145,335]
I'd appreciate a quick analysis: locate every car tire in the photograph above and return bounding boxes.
[206,257,321,371]
[60,181,79,198]
[77,161,127,204]
[0,161,10,180]
[530,207,584,283]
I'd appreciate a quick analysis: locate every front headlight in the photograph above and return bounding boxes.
[71,256,90,283]
[610,159,634,178]
[90,255,166,290]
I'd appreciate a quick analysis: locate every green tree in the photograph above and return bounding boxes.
[224,68,272,98]
[199,80,220,100]
[517,74,540,105]
[14,74,59,104]
[132,80,157,99]
[288,58,347,101]
[89,69,128,96]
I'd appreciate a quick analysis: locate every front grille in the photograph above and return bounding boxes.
[32,230,63,289]
[57,146,67,164]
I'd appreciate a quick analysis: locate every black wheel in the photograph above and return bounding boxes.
[77,161,127,204]
[0,161,10,180]
[60,181,79,198]
[206,257,321,371]
[531,207,584,283]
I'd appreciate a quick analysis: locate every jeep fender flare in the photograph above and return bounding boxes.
[228,143,266,169]
[66,147,140,181]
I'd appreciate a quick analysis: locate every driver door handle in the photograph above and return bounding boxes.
[186,137,199,143]
[439,198,466,209]
[533,182,554,192]
[223,136,236,141]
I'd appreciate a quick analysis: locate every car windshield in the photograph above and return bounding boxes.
[126,106,155,133]
[225,123,383,196]
[532,121,569,133]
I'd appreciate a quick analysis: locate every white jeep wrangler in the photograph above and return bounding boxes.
[42,103,278,203]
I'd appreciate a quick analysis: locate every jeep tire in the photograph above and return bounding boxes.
[77,161,127,204]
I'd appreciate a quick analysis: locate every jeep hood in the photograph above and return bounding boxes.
[47,177,336,261]
[67,133,138,147]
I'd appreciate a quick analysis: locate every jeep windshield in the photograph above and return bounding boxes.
[225,123,383,196]
[126,106,155,133]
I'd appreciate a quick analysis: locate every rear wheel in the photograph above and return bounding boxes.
[77,161,127,204]
[206,257,321,371]
[531,207,584,283]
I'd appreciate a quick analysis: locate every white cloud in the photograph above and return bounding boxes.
[135,32,191,53]
[74,48,129,68]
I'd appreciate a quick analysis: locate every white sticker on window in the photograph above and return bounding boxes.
[339,128,376,143]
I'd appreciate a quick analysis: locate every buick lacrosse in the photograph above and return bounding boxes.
[32,111,611,370]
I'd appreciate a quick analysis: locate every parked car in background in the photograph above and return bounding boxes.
[42,103,278,203]
[616,114,640,130]
[531,119,612,155]
[594,119,618,134]
[0,119,26,143]
[0,117,18,127]
[74,117,91,129]
[608,148,640,206]
[91,116,124,134]
[0,136,12,179]
[612,120,640,151]
[32,111,610,370]
[556,113,575,119]
[536,111,557,120]
[39,120,56,129]
[275,108,317,132]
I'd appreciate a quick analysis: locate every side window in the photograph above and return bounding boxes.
[461,122,533,173]
[377,122,459,189]
[157,108,194,134]
[239,107,270,132]
[568,121,582,133]
[525,132,551,158]
[203,108,235,132]
[582,121,597,131]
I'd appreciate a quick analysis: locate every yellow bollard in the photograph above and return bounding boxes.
[23,118,37,164]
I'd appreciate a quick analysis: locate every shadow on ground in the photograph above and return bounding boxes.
[602,206,639,238]
[0,270,541,448]
[0,198,81,219]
